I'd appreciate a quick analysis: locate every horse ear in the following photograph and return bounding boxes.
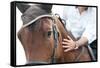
[16,3,30,13]
[37,4,52,13]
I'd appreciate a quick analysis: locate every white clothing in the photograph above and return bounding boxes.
[52,5,96,44]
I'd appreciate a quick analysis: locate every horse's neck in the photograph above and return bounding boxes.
[54,16,76,41]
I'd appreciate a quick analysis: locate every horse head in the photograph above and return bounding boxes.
[17,3,64,64]
[17,3,92,65]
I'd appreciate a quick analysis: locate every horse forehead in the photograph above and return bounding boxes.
[42,18,53,31]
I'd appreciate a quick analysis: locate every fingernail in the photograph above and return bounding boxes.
[62,46,65,48]
[62,42,66,44]
[64,50,67,52]
[63,39,65,41]
[63,39,66,40]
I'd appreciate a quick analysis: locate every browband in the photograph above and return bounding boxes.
[22,14,54,28]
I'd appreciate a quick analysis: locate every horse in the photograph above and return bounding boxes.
[17,3,93,65]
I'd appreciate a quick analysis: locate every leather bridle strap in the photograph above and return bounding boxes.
[22,14,54,28]
[87,45,96,61]
[23,14,59,64]
[74,46,85,61]
[51,24,59,63]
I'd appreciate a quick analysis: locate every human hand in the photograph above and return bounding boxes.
[62,36,77,52]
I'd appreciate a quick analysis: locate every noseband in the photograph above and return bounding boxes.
[22,14,59,64]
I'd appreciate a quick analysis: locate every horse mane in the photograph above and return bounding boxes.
[56,15,76,40]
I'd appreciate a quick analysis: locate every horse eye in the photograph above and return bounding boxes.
[47,31,52,38]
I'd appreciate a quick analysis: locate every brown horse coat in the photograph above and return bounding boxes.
[17,3,92,64]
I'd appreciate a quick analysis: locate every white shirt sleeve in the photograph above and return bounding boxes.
[82,8,96,44]
[52,6,97,44]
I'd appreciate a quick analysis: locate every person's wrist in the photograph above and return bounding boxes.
[74,41,79,49]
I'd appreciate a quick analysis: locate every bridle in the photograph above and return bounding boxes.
[22,14,59,64]
[23,14,88,65]
[22,14,90,65]
[51,20,59,63]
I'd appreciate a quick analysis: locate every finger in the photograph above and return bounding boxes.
[62,42,69,45]
[67,36,72,40]
[63,39,70,42]
[62,46,70,48]
[64,48,71,52]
